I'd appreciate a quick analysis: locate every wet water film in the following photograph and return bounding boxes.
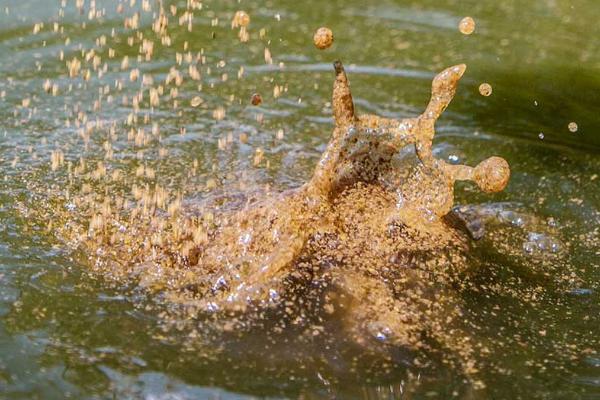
[0,0,599,399]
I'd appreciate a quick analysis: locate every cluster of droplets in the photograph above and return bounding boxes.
[3,0,303,300]
[10,0,305,234]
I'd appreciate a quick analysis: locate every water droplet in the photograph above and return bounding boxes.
[313,27,334,50]
[239,232,252,245]
[478,83,492,96]
[212,276,227,292]
[459,17,475,35]
[232,11,250,28]
[251,93,262,106]
[190,96,203,107]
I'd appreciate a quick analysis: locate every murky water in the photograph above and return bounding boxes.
[0,0,599,399]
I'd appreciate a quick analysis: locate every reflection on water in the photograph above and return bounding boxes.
[0,0,599,399]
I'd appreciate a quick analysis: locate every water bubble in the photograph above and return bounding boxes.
[523,232,561,254]
[511,216,524,227]
[239,232,252,246]
[269,289,279,302]
[568,122,578,132]
[313,27,334,50]
[499,210,525,227]
[459,17,475,35]
[479,83,492,96]
[212,276,227,292]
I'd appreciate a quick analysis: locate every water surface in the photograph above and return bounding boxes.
[0,0,599,399]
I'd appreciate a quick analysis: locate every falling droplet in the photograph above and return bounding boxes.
[232,11,250,28]
[459,17,476,35]
[251,93,262,106]
[478,83,492,96]
[313,27,334,50]
[191,96,203,107]
[568,122,578,133]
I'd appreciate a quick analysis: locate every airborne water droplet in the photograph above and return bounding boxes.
[479,83,492,96]
[459,17,476,35]
[232,11,250,28]
[313,27,334,49]
[568,122,578,133]
[191,96,203,107]
[251,93,262,106]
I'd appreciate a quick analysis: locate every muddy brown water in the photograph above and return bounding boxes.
[0,0,599,399]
